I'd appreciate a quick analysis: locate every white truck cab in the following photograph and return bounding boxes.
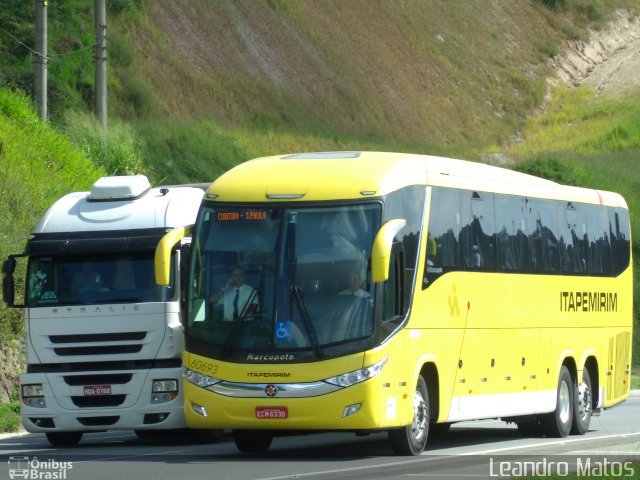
[3,175,211,446]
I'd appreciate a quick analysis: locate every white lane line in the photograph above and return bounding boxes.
[463,432,640,456]
[254,432,640,480]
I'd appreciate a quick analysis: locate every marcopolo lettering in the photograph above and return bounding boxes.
[246,353,294,362]
[560,291,617,312]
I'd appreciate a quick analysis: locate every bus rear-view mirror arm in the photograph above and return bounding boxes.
[371,219,406,283]
[155,226,192,286]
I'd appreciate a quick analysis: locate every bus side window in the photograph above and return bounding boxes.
[609,207,631,276]
[423,187,462,288]
[495,194,529,272]
[560,202,588,274]
[527,198,561,273]
[461,191,496,271]
[586,204,612,276]
[382,243,405,335]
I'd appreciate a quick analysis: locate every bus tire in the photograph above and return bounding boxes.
[541,366,573,438]
[571,368,592,435]
[45,431,83,447]
[388,375,429,455]
[233,429,273,453]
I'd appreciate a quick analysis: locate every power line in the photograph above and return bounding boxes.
[0,25,95,61]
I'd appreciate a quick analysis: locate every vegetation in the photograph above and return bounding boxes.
[0,401,20,433]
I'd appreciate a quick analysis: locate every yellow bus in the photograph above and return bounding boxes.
[156,152,633,455]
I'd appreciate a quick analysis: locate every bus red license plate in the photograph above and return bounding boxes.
[256,407,288,419]
[83,385,112,396]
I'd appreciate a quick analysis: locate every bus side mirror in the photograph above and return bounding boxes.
[371,219,406,283]
[155,226,192,286]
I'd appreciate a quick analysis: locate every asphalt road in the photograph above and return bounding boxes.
[1,394,639,480]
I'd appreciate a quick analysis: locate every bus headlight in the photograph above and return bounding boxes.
[183,368,220,388]
[324,357,388,388]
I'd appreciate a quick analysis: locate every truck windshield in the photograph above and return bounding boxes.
[187,204,381,361]
[26,252,174,306]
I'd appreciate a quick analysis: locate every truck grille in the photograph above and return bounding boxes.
[63,374,133,386]
[71,395,126,407]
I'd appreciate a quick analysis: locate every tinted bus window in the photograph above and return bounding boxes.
[609,207,631,276]
[460,191,496,270]
[560,202,589,274]
[495,194,529,272]
[585,204,612,276]
[527,199,561,273]
[424,187,462,288]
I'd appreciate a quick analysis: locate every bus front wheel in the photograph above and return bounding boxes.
[388,375,429,455]
[233,429,273,453]
[541,366,573,438]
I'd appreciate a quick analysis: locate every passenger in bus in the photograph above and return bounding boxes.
[208,266,258,321]
[338,270,370,298]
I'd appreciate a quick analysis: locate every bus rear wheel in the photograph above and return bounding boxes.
[233,429,273,453]
[388,375,429,455]
[541,366,573,438]
[45,432,83,447]
[571,368,592,435]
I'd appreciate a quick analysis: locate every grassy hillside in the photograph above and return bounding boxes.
[0,0,638,417]
[0,88,105,406]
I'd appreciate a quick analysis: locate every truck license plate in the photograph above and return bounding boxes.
[83,385,112,396]
[255,406,288,419]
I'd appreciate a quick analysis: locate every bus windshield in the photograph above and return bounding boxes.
[187,204,381,361]
[26,251,174,307]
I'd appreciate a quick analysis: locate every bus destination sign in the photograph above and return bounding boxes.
[216,210,269,222]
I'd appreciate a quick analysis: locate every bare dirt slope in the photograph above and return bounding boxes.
[552,9,640,95]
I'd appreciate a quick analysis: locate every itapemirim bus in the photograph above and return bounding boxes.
[155,152,633,455]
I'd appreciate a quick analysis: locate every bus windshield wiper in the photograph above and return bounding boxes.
[289,283,324,359]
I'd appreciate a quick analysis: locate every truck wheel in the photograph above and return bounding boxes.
[388,375,429,455]
[233,429,273,453]
[571,368,592,435]
[46,432,83,447]
[541,366,573,438]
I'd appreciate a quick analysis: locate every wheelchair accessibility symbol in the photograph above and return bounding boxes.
[276,321,292,340]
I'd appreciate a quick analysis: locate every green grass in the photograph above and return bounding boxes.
[0,88,105,349]
[0,401,20,433]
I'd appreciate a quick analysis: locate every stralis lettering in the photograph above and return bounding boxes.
[246,353,294,362]
[560,291,617,312]
[247,372,291,378]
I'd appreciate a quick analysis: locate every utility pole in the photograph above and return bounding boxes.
[34,0,48,121]
[95,0,107,131]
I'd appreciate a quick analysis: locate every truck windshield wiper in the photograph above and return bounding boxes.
[289,283,324,359]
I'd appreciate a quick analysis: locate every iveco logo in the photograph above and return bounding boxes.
[264,384,278,397]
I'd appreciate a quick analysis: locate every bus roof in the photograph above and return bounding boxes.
[206,152,627,208]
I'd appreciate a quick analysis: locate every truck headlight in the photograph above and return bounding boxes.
[22,384,46,408]
[151,379,178,403]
